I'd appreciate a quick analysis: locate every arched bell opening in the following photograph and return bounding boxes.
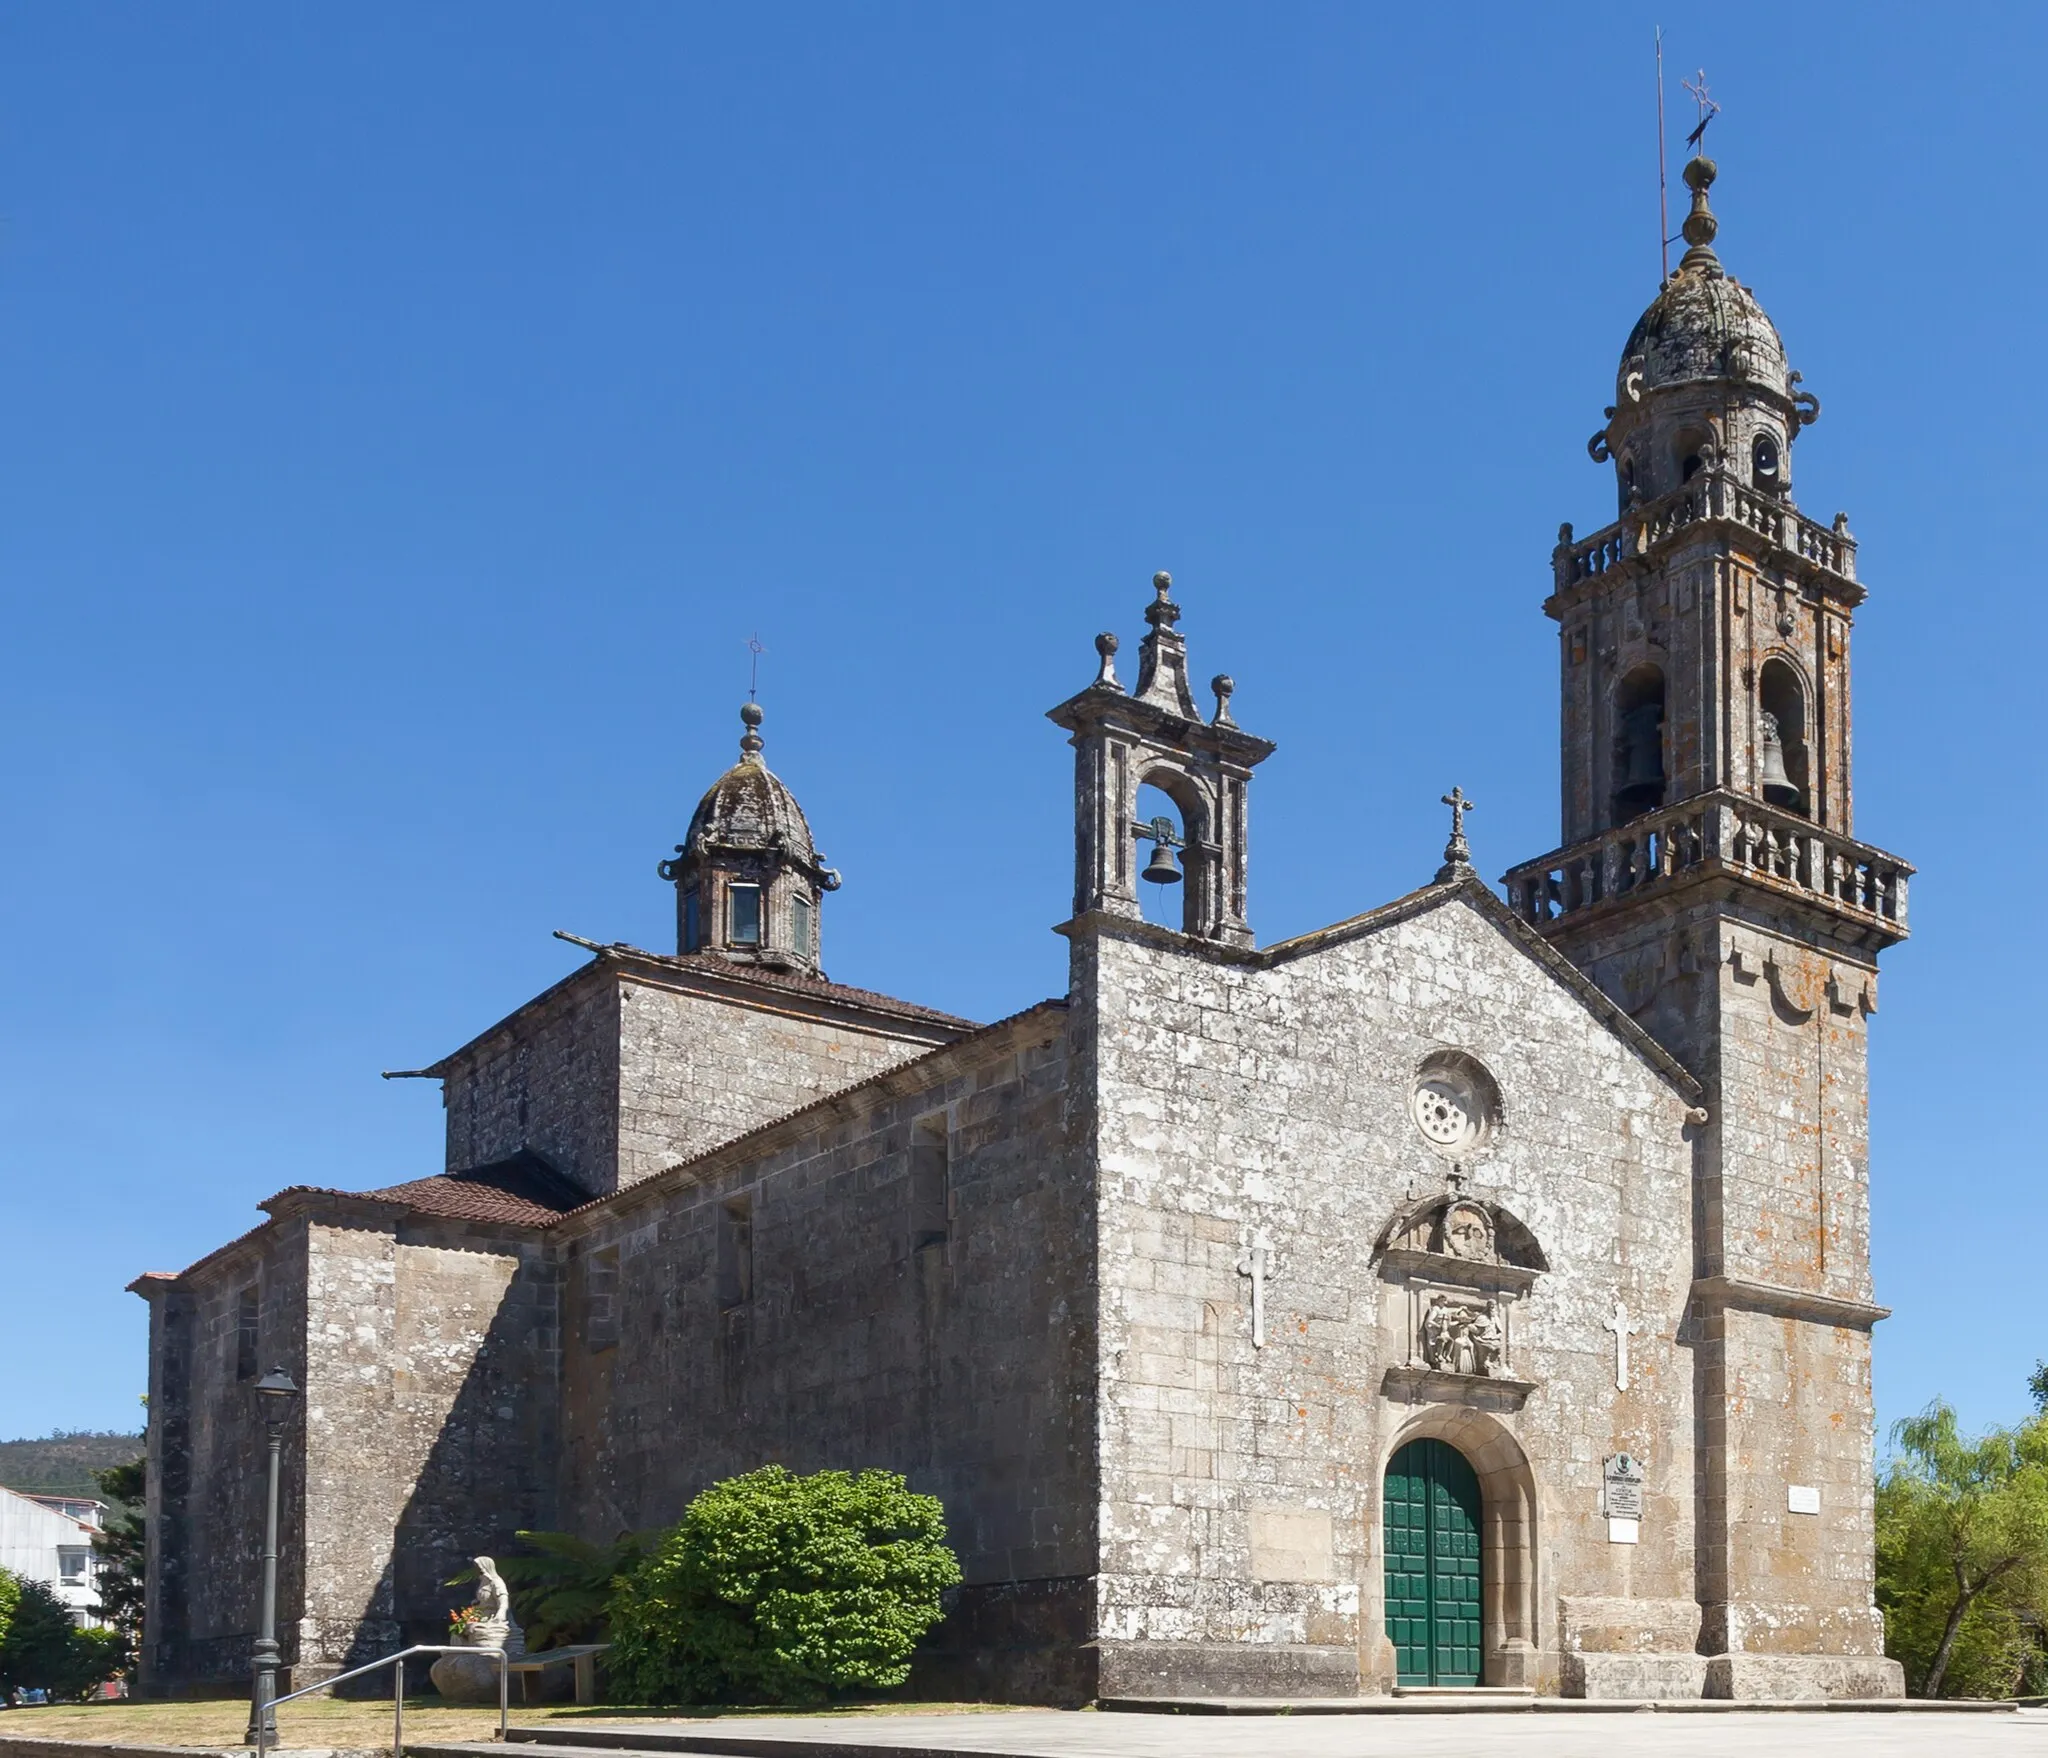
[1750,426,1785,495]
[1135,772,1211,935]
[1609,664,1668,826]
[1757,658,1810,813]
[1374,1410,1540,1690]
[1673,424,1713,486]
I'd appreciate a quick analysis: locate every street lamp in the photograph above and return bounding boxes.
[245,1367,298,1749]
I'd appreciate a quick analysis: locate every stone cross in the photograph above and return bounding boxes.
[1437,787,1476,880]
[1238,1231,1274,1349]
[1606,1300,1643,1391]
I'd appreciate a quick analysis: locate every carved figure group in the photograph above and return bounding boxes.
[1421,1297,1504,1378]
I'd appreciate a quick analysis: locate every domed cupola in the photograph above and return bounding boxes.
[657,703,841,975]
[1590,157,1820,514]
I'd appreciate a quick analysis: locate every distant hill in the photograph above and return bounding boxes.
[0,1430,145,1501]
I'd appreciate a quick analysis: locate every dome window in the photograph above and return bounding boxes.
[728,883,762,946]
[792,892,813,957]
[1752,433,1782,490]
[683,886,701,953]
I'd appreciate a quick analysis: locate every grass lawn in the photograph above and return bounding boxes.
[0,1696,1032,1750]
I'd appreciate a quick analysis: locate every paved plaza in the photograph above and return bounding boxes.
[451,1707,2048,1758]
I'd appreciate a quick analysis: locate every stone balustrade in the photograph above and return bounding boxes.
[1554,473,1857,590]
[1503,792,1910,939]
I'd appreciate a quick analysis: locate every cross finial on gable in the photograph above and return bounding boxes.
[1437,786,1476,882]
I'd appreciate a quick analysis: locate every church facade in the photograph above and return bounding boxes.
[134,156,1912,1704]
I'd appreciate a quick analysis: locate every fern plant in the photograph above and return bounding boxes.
[447,1530,653,1651]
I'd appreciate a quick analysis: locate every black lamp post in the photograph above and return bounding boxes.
[245,1367,298,1749]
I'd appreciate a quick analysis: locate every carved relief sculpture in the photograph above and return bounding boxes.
[1421,1296,1504,1378]
[1438,1200,1496,1262]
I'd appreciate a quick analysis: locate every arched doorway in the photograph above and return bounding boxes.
[1384,1437,1482,1686]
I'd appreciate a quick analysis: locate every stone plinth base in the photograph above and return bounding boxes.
[1096,1639,1359,1700]
[428,1650,506,1703]
[1563,1653,1710,1698]
[1704,1654,1906,1700]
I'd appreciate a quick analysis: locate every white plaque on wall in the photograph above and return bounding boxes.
[1787,1484,1822,1515]
[1603,1453,1646,1521]
[1607,1517,1641,1545]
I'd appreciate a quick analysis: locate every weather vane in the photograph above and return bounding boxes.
[746,633,766,702]
[1682,69,1720,153]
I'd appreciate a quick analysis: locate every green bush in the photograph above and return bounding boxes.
[606,1466,960,1704]
[0,1571,123,1703]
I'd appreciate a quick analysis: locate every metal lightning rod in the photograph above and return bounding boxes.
[1656,27,1670,284]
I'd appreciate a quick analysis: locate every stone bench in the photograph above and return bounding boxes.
[505,1644,608,1705]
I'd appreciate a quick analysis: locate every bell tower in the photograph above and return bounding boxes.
[1504,157,1912,1698]
[1047,572,1274,947]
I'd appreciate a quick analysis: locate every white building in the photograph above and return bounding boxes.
[0,1484,104,1624]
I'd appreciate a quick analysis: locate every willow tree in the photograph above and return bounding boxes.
[1877,1402,2048,1697]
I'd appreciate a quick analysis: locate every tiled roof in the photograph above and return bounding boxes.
[364,1150,588,1228]
[626,945,978,1031]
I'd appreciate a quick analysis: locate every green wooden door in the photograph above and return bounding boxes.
[1383,1437,1483,1685]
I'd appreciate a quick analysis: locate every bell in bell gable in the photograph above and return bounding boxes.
[1141,837,1183,886]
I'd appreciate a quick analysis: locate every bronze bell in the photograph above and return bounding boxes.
[1758,711,1803,808]
[1142,839,1183,886]
[1613,703,1667,816]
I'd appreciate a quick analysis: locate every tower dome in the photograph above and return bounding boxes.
[1618,264,1789,406]
[683,703,819,868]
[1592,157,1818,512]
[658,704,840,975]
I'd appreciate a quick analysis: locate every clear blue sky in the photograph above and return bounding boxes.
[2,5,2038,1447]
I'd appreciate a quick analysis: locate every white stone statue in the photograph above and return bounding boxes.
[429,1555,527,1702]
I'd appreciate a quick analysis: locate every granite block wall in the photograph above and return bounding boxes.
[553,1004,1095,1700]
[439,961,959,1198]
[1074,891,1701,1698]
[298,1212,559,1679]
[612,973,949,1189]
[137,1222,310,1693]
[442,973,622,1194]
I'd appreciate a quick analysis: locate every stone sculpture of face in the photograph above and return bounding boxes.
[1442,1202,1494,1261]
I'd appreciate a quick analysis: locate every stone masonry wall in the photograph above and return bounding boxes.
[1076,892,1701,1699]
[298,1213,557,1678]
[138,1222,310,1693]
[553,1007,1096,1702]
[1559,897,1888,1669]
[612,974,945,1190]
[440,963,954,1198]
[441,974,621,1194]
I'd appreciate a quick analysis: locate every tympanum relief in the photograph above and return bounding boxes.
[1375,1194,1547,1409]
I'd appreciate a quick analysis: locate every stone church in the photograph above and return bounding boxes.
[134,155,1913,1704]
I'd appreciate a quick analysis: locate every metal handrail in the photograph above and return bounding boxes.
[256,1642,506,1758]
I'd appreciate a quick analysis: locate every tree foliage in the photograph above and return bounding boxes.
[0,1572,123,1703]
[90,1455,146,1675]
[606,1466,960,1704]
[1877,1400,2048,1698]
